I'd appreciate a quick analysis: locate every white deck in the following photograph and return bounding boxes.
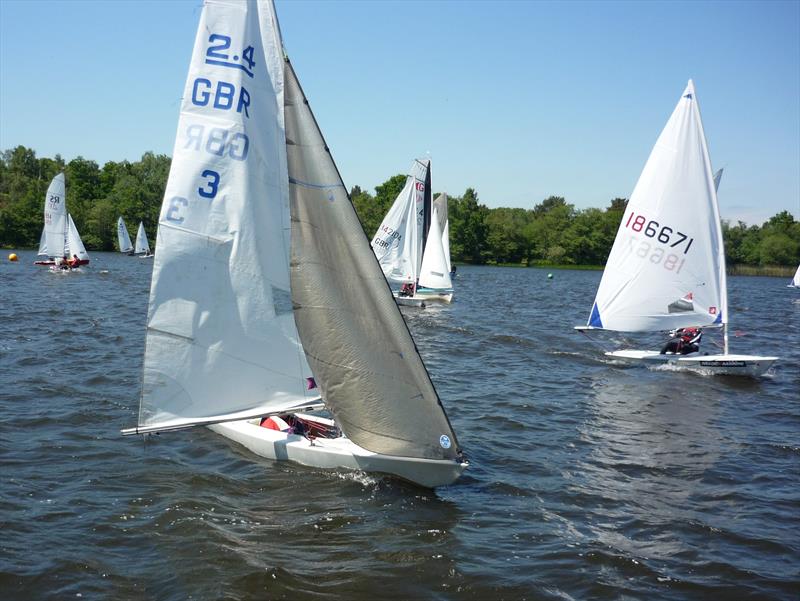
[209,418,466,488]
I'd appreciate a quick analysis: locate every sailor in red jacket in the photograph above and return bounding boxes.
[660,327,702,355]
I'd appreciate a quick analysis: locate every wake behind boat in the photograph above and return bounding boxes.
[575,80,777,377]
[122,0,466,488]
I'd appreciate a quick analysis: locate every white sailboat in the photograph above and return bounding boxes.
[117,217,134,254]
[34,173,90,267]
[134,222,152,257]
[122,0,466,488]
[788,265,800,288]
[372,160,453,305]
[576,80,777,377]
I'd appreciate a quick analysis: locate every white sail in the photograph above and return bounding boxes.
[117,217,133,253]
[713,167,723,192]
[371,159,429,284]
[66,214,89,262]
[791,265,800,288]
[433,193,451,273]
[419,207,453,290]
[37,227,48,256]
[43,173,67,259]
[136,0,313,433]
[586,80,727,332]
[134,222,150,254]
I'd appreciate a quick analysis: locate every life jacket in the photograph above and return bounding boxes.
[680,328,699,343]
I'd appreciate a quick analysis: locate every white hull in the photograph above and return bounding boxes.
[410,289,453,303]
[606,350,777,377]
[394,293,426,307]
[209,419,466,488]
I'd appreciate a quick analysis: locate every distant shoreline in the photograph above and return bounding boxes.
[465,262,795,277]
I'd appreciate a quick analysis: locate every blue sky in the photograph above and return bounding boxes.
[1,0,798,225]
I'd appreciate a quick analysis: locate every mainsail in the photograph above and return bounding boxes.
[117,217,133,253]
[791,265,800,288]
[135,222,151,255]
[433,193,451,273]
[66,214,90,262]
[586,80,727,332]
[136,0,313,433]
[372,160,429,285]
[43,173,67,259]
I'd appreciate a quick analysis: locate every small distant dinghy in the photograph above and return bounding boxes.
[788,265,800,288]
[372,160,454,305]
[576,80,777,377]
[34,173,90,268]
[117,217,134,254]
[134,222,153,258]
[122,0,466,488]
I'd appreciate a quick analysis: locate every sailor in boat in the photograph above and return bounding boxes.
[660,327,702,355]
[68,254,81,269]
[399,282,415,297]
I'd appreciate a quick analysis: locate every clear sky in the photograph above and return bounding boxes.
[1,0,798,225]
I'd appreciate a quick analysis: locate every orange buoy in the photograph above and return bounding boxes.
[8,253,18,262]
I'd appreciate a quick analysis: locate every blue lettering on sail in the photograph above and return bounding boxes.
[191,78,250,117]
[183,124,249,161]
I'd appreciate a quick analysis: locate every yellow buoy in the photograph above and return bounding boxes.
[8,253,18,262]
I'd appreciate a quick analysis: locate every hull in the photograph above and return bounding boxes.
[35,259,90,267]
[394,293,426,308]
[606,350,778,377]
[209,419,466,488]
[415,289,454,303]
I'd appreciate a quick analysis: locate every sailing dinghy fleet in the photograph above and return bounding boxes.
[34,173,90,269]
[372,159,454,306]
[118,218,153,257]
[122,0,466,487]
[575,81,778,377]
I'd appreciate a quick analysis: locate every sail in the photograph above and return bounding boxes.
[587,80,727,332]
[117,217,133,253]
[135,222,150,254]
[66,214,90,261]
[418,207,453,289]
[713,167,723,192]
[792,265,800,287]
[37,227,48,256]
[433,193,451,273]
[371,160,429,284]
[284,63,460,461]
[135,0,313,433]
[43,173,67,259]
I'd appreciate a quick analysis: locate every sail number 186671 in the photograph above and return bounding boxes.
[625,212,694,254]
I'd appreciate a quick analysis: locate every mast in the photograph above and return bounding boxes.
[421,162,432,257]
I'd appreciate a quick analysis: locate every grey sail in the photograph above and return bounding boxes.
[284,60,459,461]
[433,193,448,234]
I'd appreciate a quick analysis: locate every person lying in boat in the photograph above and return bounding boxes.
[660,327,702,355]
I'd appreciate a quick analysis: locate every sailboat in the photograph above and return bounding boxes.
[117,217,134,254]
[134,222,152,257]
[372,160,454,305]
[575,80,777,377]
[122,0,466,488]
[788,265,800,288]
[33,173,90,267]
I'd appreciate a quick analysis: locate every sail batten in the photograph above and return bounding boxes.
[586,80,726,332]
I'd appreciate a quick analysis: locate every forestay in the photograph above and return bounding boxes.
[118,217,133,253]
[43,173,67,259]
[433,193,451,273]
[372,160,429,285]
[136,0,314,433]
[419,207,453,290]
[66,215,89,261]
[285,63,460,461]
[135,222,151,254]
[586,80,727,332]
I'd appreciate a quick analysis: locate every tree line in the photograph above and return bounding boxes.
[1,145,798,269]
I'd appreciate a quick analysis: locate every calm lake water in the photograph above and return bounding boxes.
[2,251,798,600]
